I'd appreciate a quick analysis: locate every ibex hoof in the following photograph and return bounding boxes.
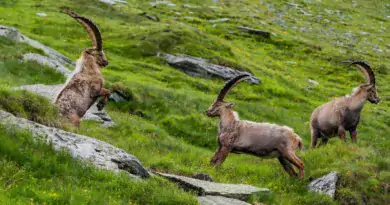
[97,100,105,111]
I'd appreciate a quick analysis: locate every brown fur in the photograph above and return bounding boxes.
[206,76,305,179]
[310,61,380,148]
[54,11,109,126]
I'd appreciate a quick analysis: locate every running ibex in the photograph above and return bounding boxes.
[310,61,380,148]
[206,74,305,179]
[54,10,110,126]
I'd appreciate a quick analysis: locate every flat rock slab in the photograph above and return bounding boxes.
[15,84,115,127]
[198,195,250,205]
[308,171,338,198]
[0,110,149,178]
[0,25,74,67]
[22,53,71,76]
[156,172,269,201]
[99,0,128,5]
[161,54,260,84]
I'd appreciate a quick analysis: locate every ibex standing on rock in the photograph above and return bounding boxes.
[206,74,305,179]
[54,10,110,126]
[310,61,380,148]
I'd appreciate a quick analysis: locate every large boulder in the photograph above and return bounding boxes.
[155,172,269,201]
[14,84,115,127]
[0,110,149,178]
[160,54,261,84]
[0,25,74,67]
[22,53,71,76]
[308,171,339,199]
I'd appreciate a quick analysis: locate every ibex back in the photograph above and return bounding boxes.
[310,61,380,148]
[206,75,305,179]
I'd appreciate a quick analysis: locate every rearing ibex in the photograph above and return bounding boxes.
[54,10,110,126]
[206,74,305,179]
[310,61,380,148]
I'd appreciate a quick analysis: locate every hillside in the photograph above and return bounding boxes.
[0,0,389,204]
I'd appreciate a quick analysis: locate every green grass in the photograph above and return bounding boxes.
[0,126,197,205]
[0,0,389,204]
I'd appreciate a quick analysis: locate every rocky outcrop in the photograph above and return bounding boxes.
[0,110,149,178]
[198,196,251,205]
[22,53,72,76]
[237,26,270,38]
[308,171,338,198]
[0,25,74,67]
[155,172,269,201]
[160,54,260,84]
[14,84,115,127]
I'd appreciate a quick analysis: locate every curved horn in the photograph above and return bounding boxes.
[348,61,375,85]
[62,10,103,51]
[216,74,250,102]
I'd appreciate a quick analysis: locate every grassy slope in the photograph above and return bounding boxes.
[0,0,389,204]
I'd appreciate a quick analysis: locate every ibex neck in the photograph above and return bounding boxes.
[348,88,367,111]
[219,109,239,132]
[81,51,101,75]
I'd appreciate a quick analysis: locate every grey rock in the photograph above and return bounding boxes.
[192,173,214,182]
[22,53,71,76]
[36,12,47,17]
[0,110,149,178]
[237,26,270,38]
[109,92,127,103]
[0,25,74,67]
[14,84,115,127]
[149,1,175,7]
[308,79,319,85]
[145,14,159,22]
[198,196,250,205]
[99,0,127,5]
[160,54,260,84]
[308,171,338,198]
[155,172,269,201]
[209,18,230,23]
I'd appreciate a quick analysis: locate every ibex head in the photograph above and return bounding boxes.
[206,74,250,117]
[349,61,380,104]
[62,10,108,67]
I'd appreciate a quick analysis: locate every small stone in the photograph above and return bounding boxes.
[36,13,47,17]
[237,26,270,38]
[308,171,339,199]
[99,0,127,5]
[209,18,230,23]
[308,79,319,85]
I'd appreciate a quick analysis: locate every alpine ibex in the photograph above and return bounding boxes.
[54,10,110,126]
[310,61,380,148]
[206,74,305,179]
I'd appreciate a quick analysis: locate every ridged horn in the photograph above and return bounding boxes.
[216,74,250,102]
[62,10,103,51]
[348,61,375,85]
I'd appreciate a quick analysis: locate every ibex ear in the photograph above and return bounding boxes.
[225,102,235,108]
